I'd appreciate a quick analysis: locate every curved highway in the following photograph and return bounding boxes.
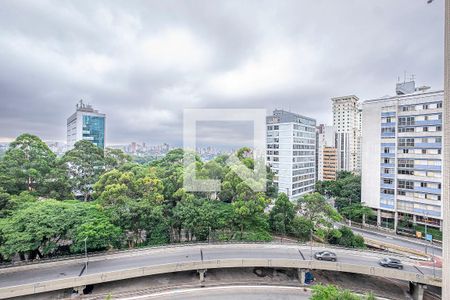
[0,243,442,299]
[349,226,442,257]
[121,285,311,300]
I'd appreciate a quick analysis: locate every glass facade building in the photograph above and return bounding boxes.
[82,115,105,148]
[67,100,106,149]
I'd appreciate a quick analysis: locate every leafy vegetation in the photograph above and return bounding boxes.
[311,284,376,300]
[0,134,364,262]
[316,171,374,223]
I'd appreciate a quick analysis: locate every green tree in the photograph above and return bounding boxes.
[62,140,105,201]
[289,216,314,241]
[327,226,365,248]
[104,148,132,171]
[297,192,342,228]
[311,284,376,300]
[0,188,11,217]
[0,134,69,198]
[232,194,271,240]
[0,200,121,260]
[269,193,295,236]
[340,202,375,223]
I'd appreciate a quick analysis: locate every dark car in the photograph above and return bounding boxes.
[379,257,403,269]
[314,251,337,262]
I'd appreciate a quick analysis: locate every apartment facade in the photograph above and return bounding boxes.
[332,95,361,174]
[67,100,106,149]
[362,88,444,230]
[267,110,316,200]
[317,124,338,181]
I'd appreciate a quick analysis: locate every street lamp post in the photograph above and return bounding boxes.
[84,237,88,275]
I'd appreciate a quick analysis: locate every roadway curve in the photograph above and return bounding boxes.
[348,226,443,257]
[120,285,311,300]
[0,243,442,299]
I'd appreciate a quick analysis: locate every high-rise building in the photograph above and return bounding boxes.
[332,95,361,173]
[67,100,105,149]
[361,82,443,231]
[267,109,316,200]
[317,124,338,181]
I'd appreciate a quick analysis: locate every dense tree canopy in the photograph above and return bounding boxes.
[62,140,106,201]
[0,133,366,263]
[0,134,70,198]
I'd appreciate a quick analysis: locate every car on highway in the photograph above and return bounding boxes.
[314,251,337,262]
[378,257,403,269]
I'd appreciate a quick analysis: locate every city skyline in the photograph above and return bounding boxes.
[0,0,444,146]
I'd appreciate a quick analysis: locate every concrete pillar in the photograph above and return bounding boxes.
[413,214,417,226]
[377,209,381,227]
[394,211,398,232]
[298,268,307,285]
[442,1,450,298]
[72,286,86,294]
[362,213,366,226]
[409,282,427,300]
[197,269,206,283]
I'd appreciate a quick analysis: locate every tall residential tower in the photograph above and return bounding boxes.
[317,124,338,181]
[332,95,362,173]
[267,110,316,200]
[361,83,443,231]
[67,100,106,149]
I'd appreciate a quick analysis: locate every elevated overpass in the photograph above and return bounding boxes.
[0,243,442,299]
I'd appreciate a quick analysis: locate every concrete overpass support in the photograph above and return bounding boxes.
[197,269,206,283]
[297,268,307,286]
[409,282,427,300]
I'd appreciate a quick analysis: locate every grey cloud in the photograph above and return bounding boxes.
[0,0,444,146]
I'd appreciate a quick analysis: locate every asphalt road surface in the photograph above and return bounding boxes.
[348,226,443,257]
[0,244,441,290]
[119,286,311,300]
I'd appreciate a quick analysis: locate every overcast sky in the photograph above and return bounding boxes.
[0,0,444,146]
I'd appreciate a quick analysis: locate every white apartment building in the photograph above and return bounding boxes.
[67,100,106,149]
[332,95,362,173]
[362,84,443,230]
[317,124,337,181]
[267,110,316,200]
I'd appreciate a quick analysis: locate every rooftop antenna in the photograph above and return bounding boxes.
[403,70,407,83]
[410,74,416,82]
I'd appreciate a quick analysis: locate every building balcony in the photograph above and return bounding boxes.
[380,193,395,200]
[381,173,395,178]
[381,153,395,158]
[380,203,395,209]
[414,164,442,171]
[414,119,442,126]
[381,132,396,138]
[381,183,394,189]
[380,163,395,168]
[414,143,442,149]
[414,186,441,195]
[413,208,441,218]
[381,112,396,117]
